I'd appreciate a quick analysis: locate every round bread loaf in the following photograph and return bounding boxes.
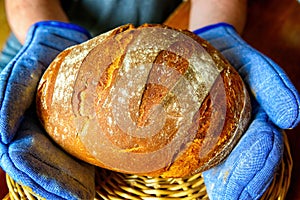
[36,24,251,178]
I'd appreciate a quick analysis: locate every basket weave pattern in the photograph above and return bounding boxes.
[4,132,292,200]
[95,169,208,200]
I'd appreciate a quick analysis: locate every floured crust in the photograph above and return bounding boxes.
[36,24,251,177]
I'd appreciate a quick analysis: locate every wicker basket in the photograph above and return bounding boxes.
[4,131,292,200]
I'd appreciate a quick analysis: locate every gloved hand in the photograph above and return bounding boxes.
[0,107,95,199]
[0,21,91,144]
[0,21,95,199]
[194,23,300,200]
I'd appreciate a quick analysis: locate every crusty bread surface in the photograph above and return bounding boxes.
[36,24,251,178]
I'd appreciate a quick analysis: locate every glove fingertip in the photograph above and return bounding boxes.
[253,60,300,129]
[269,97,300,129]
[0,99,26,144]
[0,118,15,144]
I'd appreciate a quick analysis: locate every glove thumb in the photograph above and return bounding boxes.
[203,107,283,200]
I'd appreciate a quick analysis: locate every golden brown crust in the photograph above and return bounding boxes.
[36,24,251,177]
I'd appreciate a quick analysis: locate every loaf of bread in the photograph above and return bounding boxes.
[36,24,251,178]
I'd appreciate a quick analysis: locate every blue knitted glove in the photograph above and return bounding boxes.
[0,21,91,144]
[194,23,300,199]
[0,21,95,199]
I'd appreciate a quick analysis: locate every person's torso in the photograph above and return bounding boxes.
[61,0,182,36]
